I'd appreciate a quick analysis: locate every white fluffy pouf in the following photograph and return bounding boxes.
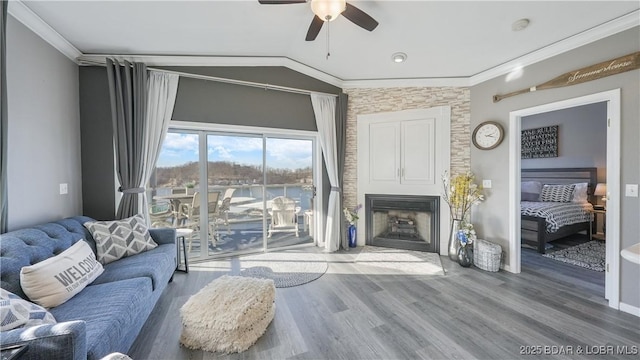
[179,275,276,354]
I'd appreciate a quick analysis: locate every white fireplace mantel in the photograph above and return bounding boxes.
[356,106,451,255]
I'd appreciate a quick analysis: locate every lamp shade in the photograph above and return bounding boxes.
[594,183,607,196]
[311,0,346,21]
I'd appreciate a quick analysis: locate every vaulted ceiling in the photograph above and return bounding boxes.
[10,1,640,86]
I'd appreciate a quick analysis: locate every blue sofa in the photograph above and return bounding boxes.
[0,216,177,360]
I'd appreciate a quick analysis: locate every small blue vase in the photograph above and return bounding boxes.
[348,224,357,248]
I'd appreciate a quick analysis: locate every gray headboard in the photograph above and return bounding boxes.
[521,167,598,200]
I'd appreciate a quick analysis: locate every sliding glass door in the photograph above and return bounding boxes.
[149,128,318,261]
[265,137,315,249]
[206,134,265,256]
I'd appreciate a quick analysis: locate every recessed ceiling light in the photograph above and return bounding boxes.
[512,18,530,31]
[392,52,407,63]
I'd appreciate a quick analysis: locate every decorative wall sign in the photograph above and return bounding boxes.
[494,51,640,102]
[521,125,558,159]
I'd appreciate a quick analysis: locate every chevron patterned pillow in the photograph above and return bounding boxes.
[540,184,576,203]
[84,214,158,265]
[1,288,56,330]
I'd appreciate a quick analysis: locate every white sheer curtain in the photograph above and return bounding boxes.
[311,93,340,252]
[140,71,179,222]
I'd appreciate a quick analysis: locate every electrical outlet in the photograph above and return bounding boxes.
[482,180,492,189]
[625,184,638,197]
[59,183,68,195]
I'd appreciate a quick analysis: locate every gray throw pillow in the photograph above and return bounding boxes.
[83,214,158,265]
[521,181,542,201]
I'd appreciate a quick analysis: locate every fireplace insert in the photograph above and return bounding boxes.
[365,194,439,253]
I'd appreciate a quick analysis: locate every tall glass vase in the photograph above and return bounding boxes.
[448,219,462,261]
[348,224,357,248]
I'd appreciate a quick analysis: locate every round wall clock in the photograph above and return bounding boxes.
[472,121,504,150]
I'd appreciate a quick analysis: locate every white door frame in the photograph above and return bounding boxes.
[507,89,620,309]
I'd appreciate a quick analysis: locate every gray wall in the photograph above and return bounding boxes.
[79,66,340,220]
[522,102,607,184]
[471,27,639,308]
[79,67,115,220]
[5,16,81,230]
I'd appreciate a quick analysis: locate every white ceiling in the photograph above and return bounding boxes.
[12,0,640,85]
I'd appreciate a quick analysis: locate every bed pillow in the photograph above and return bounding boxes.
[540,184,576,203]
[83,214,158,265]
[571,182,589,203]
[521,181,542,201]
[0,288,57,331]
[20,241,103,308]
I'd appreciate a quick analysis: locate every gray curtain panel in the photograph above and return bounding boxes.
[336,93,348,249]
[0,0,8,233]
[106,58,148,219]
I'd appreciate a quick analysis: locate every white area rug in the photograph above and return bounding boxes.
[239,251,328,287]
[355,246,445,276]
[180,275,275,354]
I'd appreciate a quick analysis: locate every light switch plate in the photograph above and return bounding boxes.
[482,180,492,189]
[59,183,68,195]
[625,184,638,197]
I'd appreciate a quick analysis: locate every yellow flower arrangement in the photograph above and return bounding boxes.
[442,171,484,220]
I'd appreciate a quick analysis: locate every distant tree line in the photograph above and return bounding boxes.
[153,161,312,187]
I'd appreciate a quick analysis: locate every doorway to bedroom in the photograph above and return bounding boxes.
[508,89,621,309]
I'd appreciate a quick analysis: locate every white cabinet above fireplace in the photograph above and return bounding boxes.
[369,119,434,186]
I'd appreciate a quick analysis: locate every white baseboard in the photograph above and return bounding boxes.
[619,302,640,317]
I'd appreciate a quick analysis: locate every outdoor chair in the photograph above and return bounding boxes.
[213,188,236,233]
[267,196,300,238]
[149,200,175,228]
[179,191,221,250]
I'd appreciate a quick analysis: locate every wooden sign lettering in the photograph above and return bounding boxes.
[494,51,640,102]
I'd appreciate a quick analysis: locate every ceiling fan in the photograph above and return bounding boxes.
[258,0,379,41]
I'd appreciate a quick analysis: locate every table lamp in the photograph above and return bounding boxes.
[594,183,607,208]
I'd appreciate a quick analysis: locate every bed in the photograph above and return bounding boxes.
[520,167,597,253]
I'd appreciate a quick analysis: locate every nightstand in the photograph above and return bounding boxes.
[588,207,606,241]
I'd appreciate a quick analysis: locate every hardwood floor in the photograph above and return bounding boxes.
[129,244,639,360]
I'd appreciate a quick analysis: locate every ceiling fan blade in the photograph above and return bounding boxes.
[258,0,306,4]
[342,3,378,31]
[305,15,324,41]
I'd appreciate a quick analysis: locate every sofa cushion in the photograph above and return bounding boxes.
[20,241,104,308]
[0,288,56,331]
[91,244,175,291]
[49,277,153,360]
[83,215,158,265]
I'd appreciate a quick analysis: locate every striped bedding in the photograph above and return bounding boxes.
[521,201,594,233]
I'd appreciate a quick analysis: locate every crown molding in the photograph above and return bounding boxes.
[341,77,470,88]
[7,0,82,62]
[469,10,640,86]
[78,54,345,88]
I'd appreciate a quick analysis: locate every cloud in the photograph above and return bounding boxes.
[159,133,314,169]
[265,138,313,168]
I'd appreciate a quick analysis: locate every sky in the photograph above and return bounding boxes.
[157,132,313,170]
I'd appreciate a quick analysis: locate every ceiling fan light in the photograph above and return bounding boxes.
[311,0,346,21]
